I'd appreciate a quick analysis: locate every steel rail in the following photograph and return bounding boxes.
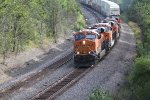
[31,67,92,100]
[0,52,73,99]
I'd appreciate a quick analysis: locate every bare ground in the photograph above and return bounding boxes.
[0,36,73,84]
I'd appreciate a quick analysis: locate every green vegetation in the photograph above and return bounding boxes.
[90,89,113,100]
[128,56,150,100]
[128,0,150,52]
[89,0,150,99]
[128,0,150,99]
[117,0,150,100]
[0,0,85,64]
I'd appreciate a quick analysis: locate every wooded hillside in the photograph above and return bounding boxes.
[126,0,150,100]
[0,0,85,64]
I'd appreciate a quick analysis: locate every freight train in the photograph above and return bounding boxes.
[81,0,120,17]
[73,0,121,67]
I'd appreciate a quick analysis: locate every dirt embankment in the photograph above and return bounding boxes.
[0,36,73,84]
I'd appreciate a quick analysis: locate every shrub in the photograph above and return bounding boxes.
[130,57,150,84]
[129,56,150,100]
[90,90,113,100]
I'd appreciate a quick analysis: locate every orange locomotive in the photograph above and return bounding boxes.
[73,23,115,67]
[110,15,121,29]
[107,18,121,35]
[101,18,120,38]
[91,22,119,47]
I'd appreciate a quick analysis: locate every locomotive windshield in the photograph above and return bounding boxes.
[74,33,96,40]
[86,34,96,40]
[74,33,85,41]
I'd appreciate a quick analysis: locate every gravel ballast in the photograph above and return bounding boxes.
[56,23,136,100]
[6,60,75,100]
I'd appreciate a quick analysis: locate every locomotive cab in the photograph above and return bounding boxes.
[73,30,99,67]
[73,28,110,67]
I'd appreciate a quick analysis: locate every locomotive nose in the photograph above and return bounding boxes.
[75,40,95,54]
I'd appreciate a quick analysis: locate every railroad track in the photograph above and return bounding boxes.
[82,4,103,23]
[31,67,92,100]
[0,51,73,99]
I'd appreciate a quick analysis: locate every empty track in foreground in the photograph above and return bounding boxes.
[0,52,73,99]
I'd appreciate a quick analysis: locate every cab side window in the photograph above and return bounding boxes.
[74,34,85,41]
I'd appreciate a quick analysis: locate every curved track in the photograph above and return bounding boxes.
[82,5,101,23]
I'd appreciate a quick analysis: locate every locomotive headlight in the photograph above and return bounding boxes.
[82,41,86,45]
[77,52,80,54]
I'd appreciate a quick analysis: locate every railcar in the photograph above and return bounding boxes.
[103,0,120,16]
[81,0,120,17]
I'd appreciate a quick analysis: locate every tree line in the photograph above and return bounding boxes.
[0,0,85,64]
[87,0,150,100]
[124,0,150,100]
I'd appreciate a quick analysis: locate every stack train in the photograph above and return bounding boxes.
[73,0,121,67]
